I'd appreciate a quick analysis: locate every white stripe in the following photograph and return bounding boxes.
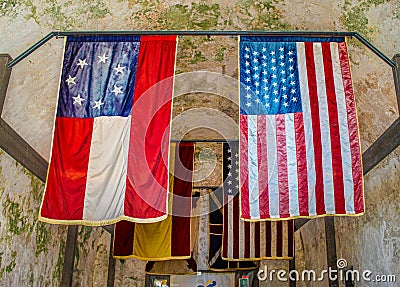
[247,115,260,219]
[83,116,130,221]
[313,43,335,213]
[266,115,279,217]
[330,43,355,213]
[271,223,277,257]
[285,113,300,216]
[296,42,316,216]
[250,223,255,258]
[239,216,245,258]
[260,221,267,258]
[227,195,234,258]
[282,222,288,257]
[197,189,209,270]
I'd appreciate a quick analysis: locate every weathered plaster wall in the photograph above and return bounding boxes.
[0,0,399,286]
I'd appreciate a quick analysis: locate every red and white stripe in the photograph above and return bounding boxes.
[240,41,363,220]
[222,194,293,260]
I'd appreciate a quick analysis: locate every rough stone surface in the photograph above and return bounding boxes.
[0,0,399,286]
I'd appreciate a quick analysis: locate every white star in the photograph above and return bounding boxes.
[274,98,279,103]
[290,81,296,85]
[280,62,285,67]
[246,94,252,99]
[253,66,258,71]
[228,149,232,153]
[283,94,288,99]
[279,47,284,52]
[262,55,267,60]
[271,66,277,71]
[281,70,286,75]
[283,102,289,107]
[72,94,84,106]
[245,86,251,91]
[93,99,104,110]
[245,77,251,82]
[271,58,276,63]
[270,51,275,56]
[235,168,239,174]
[228,180,232,185]
[263,78,268,83]
[281,78,286,83]
[255,90,260,94]
[263,86,269,91]
[253,58,259,63]
[272,82,278,87]
[77,59,88,69]
[273,90,278,95]
[114,63,125,74]
[262,70,268,75]
[292,97,297,102]
[228,172,232,177]
[291,89,296,94]
[289,58,294,63]
[282,86,287,91]
[254,74,259,78]
[253,51,259,56]
[262,47,267,52]
[255,98,261,103]
[245,54,250,59]
[245,61,250,66]
[228,164,232,169]
[263,93,269,98]
[98,53,109,63]
[279,54,284,60]
[289,66,294,71]
[245,47,250,52]
[112,85,123,96]
[265,102,270,108]
[235,153,239,158]
[262,62,267,67]
[290,74,295,78]
[245,69,251,74]
[288,51,294,55]
[246,102,251,107]
[227,156,232,161]
[228,189,233,194]
[65,75,76,85]
[255,82,260,87]
[272,74,277,79]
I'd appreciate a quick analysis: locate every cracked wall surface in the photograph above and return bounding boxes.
[0,0,399,286]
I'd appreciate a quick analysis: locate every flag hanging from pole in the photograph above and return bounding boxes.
[39,35,177,225]
[239,36,364,220]
[113,142,194,260]
[222,142,294,260]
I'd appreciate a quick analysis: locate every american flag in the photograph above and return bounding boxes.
[222,142,294,260]
[239,36,364,220]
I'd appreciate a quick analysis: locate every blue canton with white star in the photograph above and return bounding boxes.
[57,36,141,118]
[240,39,303,115]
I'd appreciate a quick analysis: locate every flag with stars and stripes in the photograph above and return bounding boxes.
[239,36,364,220]
[222,142,294,260]
[40,35,177,225]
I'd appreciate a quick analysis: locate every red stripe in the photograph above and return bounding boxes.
[257,115,270,218]
[125,36,176,219]
[287,220,294,257]
[265,221,272,257]
[294,112,309,215]
[338,42,364,213]
[222,194,229,258]
[244,221,251,258]
[276,114,290,218]
[322,43,346,214]
[305,42,326,214]
[254,221,260,258]
[171,143,194,256]
[41,117,93,220]
[240,115,250,219]
[113,220,135,256]
[276,221,283,257]
[233,195,240,259]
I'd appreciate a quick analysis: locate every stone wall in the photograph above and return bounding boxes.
[0,0,399,286]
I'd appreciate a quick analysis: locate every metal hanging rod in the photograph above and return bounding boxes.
[170,139,237,143]
[6,30,395,69]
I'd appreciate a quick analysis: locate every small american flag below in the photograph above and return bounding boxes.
[222,142,294,260]
[239,36,364,220]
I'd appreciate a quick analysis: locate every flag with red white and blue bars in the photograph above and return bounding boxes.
[239,36,364,220]
[40,35,177,225]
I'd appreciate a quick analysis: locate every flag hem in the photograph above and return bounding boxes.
[240,212,365,222]
[38,213,168,226]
